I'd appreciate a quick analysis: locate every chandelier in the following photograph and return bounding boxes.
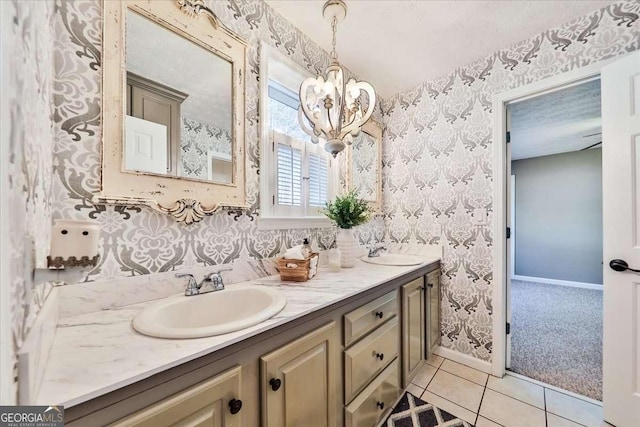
[298,0,376,157]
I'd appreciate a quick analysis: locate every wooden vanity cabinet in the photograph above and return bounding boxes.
[110,365,243,427]
[426,269,441,354]
[260,322,338,427]
[65,263,441,427]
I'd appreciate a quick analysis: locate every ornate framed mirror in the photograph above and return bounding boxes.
[97,0,247,224]
[346,119,383,212]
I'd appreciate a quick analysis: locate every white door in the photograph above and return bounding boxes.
[602,50,640,427]
[125,115,168,174]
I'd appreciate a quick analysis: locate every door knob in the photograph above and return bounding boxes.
[269,378,282,391]
[228,398,242,414]
[609,259,640,273]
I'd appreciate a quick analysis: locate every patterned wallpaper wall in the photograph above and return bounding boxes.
[51,0,387,282]
[180,117,232,180]
[4,0,56,402]
[381,1,639,361]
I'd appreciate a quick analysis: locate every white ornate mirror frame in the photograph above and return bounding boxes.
[96,0,248,224]
[346,119,383,212]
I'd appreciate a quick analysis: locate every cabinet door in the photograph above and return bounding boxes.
[402,277,425,386]
[261,322,338,427]
[111,366,243,427]
[426,270,441,354]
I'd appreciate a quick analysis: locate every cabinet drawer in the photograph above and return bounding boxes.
[345,360,400,427]
[345,316,399,403]
[344,290,397,346]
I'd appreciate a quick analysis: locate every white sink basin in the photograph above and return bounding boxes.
[361,254,426,266]
[132,285,286,339]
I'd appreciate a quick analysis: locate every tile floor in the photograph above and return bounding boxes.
[403,354,610,427]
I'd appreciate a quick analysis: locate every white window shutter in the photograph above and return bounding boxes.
[273,131,305,217]
[308,153,328,207]
[277,143,302,206]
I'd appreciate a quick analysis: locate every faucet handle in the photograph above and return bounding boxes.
[205,267,232,280]
[176,273,199,295]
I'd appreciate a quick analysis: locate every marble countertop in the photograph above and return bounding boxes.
[37,257,439,407]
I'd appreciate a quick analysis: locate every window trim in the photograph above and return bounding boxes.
[258,43,339,230]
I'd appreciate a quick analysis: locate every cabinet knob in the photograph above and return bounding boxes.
[374,311,384,319]
[269,378,282,391]
[427,283,434,288]
[376,401,385,410]
[228,398,242,414]
[374,352,384,361]
[420,286,425,291]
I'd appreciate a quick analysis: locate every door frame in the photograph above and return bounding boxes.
[490,57,621,378]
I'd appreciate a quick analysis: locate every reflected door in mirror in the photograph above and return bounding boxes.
[124,8,234,184]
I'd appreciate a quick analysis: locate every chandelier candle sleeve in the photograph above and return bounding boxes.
[298,0,377,157]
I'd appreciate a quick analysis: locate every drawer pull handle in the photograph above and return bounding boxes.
[374,311,384,319]
[269,378,282,391]
[374,352,384,361]
[229,398,243,414]
[376,401,385,410]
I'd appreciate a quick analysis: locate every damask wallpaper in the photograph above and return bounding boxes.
[180,117,232,180]
[381,1,639,361]
[51,0,382,283]
[350,131,378,202]
[4,0,56,402]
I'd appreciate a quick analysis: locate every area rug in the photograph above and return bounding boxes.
[383,391,473,426]
[510,279,603,400]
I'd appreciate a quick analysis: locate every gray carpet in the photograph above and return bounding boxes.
[510,279,603,400]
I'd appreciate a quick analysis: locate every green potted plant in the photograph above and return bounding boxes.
[322,190,373,267]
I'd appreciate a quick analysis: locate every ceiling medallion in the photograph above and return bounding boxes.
[298,0,377,157]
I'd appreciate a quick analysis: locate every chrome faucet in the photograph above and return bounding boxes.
[176,268,233,296]
[368,244,387,258]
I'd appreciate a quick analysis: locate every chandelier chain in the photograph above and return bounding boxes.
[330,16,338,62]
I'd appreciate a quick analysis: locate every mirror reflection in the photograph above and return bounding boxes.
[350,130,378,202]
[124,9,233,184]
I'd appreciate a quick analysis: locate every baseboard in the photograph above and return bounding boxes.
[433,346,492,374]
[512,275,602,290]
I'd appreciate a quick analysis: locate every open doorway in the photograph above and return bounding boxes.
[505,79,603,400]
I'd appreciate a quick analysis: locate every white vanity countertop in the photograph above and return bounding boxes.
[37,258,439,407]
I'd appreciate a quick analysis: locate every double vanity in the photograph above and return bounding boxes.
[38,256,440,426]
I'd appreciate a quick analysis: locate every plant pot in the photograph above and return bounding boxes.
[336,228,357,268]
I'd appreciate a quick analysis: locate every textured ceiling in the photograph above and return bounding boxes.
[509,79,601,161]
[265,0,615,98]
[127,10,232,130]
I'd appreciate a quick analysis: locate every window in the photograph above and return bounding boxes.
[259,45,338,229]
[271,129,333,218]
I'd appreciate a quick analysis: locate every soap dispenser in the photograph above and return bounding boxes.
[301,238,312,258]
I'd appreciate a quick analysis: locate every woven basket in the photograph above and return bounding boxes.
[277,253,319,282]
